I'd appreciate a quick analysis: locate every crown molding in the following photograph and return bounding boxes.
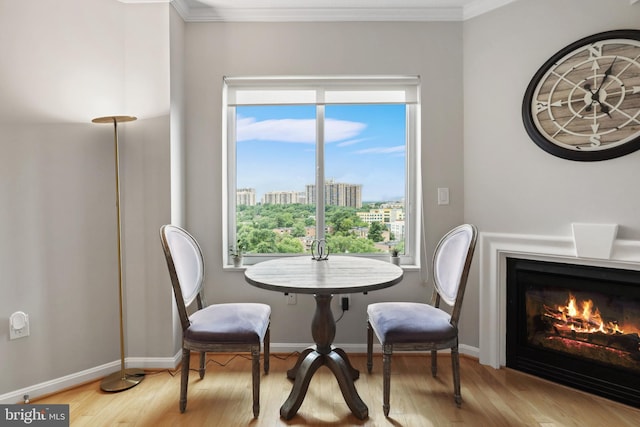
[463,0,518,20]
[176,7,463,23]
[139,0,639,21]
[169,0,519,22]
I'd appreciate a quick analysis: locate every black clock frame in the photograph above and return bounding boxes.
[522,29,640,162]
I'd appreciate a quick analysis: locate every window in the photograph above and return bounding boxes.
[223,76,421,267]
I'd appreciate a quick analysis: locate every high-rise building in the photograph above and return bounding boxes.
[297,192,307,204]
[305,184,316,206]
[262,191,302,205]
[306,180,362,208]
[236,188,256,206]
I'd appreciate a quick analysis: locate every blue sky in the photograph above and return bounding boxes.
[236,104,406,202]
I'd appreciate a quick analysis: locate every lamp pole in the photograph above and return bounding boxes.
[92,115,145,392]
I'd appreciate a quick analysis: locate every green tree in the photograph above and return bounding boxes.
[236,202,391,255]
[292,222,306,237]
[255,216,277,230]
[247,229,277,253]
[327,208,359,235]
[327,234,378,254]
[276,235,304,253]
[367,221,385,242]
[276,212,295,228]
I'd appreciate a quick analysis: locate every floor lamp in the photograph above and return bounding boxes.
[92,115,145,392]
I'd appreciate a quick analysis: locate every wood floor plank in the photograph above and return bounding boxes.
[32,353,640,426]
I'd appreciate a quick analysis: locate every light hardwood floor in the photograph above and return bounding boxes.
[35,352,640,426]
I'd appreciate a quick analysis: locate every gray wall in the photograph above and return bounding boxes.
[0,0,173,397]
[183,21,465,347]
[463,0,640,348]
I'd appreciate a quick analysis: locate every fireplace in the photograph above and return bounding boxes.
[506,257,640,407]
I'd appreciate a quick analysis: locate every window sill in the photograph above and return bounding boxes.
[223,260,421,272]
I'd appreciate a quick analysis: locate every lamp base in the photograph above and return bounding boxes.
[100,368,145,392]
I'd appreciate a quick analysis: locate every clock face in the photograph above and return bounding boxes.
[522,30,640,161]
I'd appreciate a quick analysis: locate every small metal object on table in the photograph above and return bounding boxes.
[244,255,403,420]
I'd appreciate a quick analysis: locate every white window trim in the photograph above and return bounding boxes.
[222,75,422,268]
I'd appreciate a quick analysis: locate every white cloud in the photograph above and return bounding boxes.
[354,145,405,155]
[326,118,367,142]
[237,116,366,143]
[336,138,368,147]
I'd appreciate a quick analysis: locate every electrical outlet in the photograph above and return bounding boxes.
[286,293,297,305]
[9,311,30,340]
[341,295,350,311]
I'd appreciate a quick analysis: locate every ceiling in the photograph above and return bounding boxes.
[170,0,520,22]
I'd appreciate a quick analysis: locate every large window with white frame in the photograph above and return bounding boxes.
[223,76,421,267]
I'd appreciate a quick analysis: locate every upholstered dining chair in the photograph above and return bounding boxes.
[366,224,478,416]
[159,224,271,417]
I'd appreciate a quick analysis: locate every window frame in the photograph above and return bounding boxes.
[222,76,422,268]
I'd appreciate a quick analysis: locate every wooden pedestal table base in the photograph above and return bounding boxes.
[281,294,367,420]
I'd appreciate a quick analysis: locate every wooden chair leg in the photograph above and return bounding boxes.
[431,349,438,377]
[382,343,392,417]
[451,346,462,407]
[252,346,260,417]
[263,326,270,374]
[366,321,374,373]
[180,348,190,413]
[199,351,206,379]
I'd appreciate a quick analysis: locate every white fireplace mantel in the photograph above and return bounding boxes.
[478,225,640,369]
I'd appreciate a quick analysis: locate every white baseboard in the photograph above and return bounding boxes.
[459,343,480,359]
[0,351,181,405]
[270,342,479,357]
[0,361,118,405]
[126,350,182,370]
[0,343,480,404]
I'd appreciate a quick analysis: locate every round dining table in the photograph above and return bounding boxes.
[244,255,404,420]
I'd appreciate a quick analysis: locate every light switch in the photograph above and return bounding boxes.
[437,187,449,205]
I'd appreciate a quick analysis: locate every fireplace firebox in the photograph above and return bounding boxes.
[506,258,640,407]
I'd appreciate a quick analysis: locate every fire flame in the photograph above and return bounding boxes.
[556,294,623,335]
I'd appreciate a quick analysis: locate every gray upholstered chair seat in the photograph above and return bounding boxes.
[186,303,271,343]
[160,224,271,417]
[367,224,477,416]
[367,302,456,344]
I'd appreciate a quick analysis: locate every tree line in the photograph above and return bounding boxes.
[236,203,397,255]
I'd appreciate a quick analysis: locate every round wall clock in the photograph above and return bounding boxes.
[522,29,640,161]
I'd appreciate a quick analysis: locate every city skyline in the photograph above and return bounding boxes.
[236,103,406,202]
